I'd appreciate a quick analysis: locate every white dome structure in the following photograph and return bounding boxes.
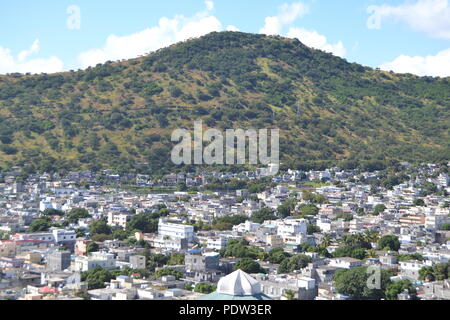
[216,269,262,296]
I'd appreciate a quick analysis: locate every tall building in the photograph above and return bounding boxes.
[129,255,146,269]
[158,218,195,242]
[47,250,71,272]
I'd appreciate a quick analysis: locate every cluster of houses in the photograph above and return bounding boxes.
[0,163,449,300]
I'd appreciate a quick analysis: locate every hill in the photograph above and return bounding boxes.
[0,31,449,175]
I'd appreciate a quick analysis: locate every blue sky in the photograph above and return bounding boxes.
[1,0,450,76]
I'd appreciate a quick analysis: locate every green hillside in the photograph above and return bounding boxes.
[0,31,449,174]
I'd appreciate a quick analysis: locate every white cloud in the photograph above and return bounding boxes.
[367,0,450,39]
[380,48,450,77]
[17,39,40,62]
[205,0,214,11]
[259,2,309,35]
[287,27,347,57]
[78,3,223,68]
[226,25,240,32]
[0,39,64,74]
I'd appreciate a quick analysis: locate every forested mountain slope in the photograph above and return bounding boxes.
[0,31,449,174]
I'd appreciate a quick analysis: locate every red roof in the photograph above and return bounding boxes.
[39,287,59,294]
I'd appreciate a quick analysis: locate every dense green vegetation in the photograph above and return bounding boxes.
[419,263,450,281]
[28,216,52,232]
[377,235,401,251]
[334,267,393,300]
[194,283,216,294]
[233,258,266,274]
[220,239,265,259]
[250,208,276,224]
[1,31,450,174]
[211,215,247,231]
[385,280,417,300]
[277,254,312,273]
[126,207,169,233]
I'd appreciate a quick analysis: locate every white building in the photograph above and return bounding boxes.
[425,215,450,230]
[329,257,362,269]
[399,260,431,280]
[39,198,62,212]
[150,235,188,251]
[73,252,116,271]
[316,218,332,233]
[11,229,76,245]
[233,220,260,233]
[107,212,132,229]
[298,277,316,290]
[52,229,77,243]
[207,236,227,250]
[158,218,195,242]
[437,173,449,188]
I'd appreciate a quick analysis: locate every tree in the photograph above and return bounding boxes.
[177,181,187,191]
[396,253,424,262]
[250,208,276,224]
[29,217,52,232]
[419,266,436,282]
[168,253,185,265]
[385,280,417,300]
[283,289,296,300]
[89,220,112,236]
[86,242,99,254]
[302,192,327,204]
[126,210,167,233]
[154,268,182,280]
[43,208,64,216]
[234,258,266,274]
[266,247,291,264]
[334,267,392,300]
[342,233,372,249]
[373,204,386,215]
[432,263,449,280]
[90,234,112,242]
[377,235,400,251]
[67,208,91,223]
[363,230,380,243]
[194,283,216,294]
[334,213,354,221]
[81,266,114,290]
[212,215,247,231]
[278,254,312,274]
[111,228,130,240]
[184,282,194,291]
[277,199,297,218]
[307,224,321,235]
[222,240,264,259]
[298,204,319,216]
[332,246,367,260]
[413,199,426,207]
[146,253,169,271]
[319,233,332,248]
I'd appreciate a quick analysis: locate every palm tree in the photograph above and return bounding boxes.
[363,230,380,243]
[342,233,365,247]
[319,233,332,248]
[367,249,377,258]
[284,289,296,300]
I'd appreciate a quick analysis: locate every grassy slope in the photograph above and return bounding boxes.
[0,31,449,174]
